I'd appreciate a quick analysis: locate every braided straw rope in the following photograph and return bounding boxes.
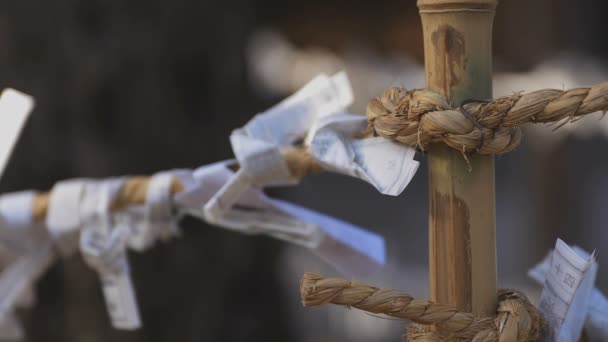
[31,147,319,222]
[31,176,185,222]
[300,273,545,342]
[365,82,608,154]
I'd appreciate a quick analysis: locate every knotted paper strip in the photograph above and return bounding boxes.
[308,113,419,196]
[176,161,385,276]
[79,179,141,330]
[0,192,54,339]
[204,72,353,222]
[45,179,88,255]
[123,171,181,252]
[0,89,34,179]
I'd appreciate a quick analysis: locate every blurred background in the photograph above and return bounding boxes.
[0,0,607,341]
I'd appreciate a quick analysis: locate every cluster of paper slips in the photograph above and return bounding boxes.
[1,72,605,341]
[0,72,421,336]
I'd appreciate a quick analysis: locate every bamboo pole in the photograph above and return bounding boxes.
[417,0,498,315]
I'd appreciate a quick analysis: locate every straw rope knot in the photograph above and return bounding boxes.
[300,273,546,342]
[365,82,608,154]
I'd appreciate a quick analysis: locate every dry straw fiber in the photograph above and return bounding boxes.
[300,273,545,342]
[366,83,608,154]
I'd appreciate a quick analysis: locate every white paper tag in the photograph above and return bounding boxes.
[146,173,178,242]
[529,244,607,341]
[0,241,54,319]
[234,71,353,185]
[175,161,386,276]
[79,180,141,330]
[0,191,45,254]
[203,168,256,223]
[127,172,178,251]
[0,190,54,339]
[243,71,353,146]
[309,114,419,196]
[0,191,35,227]
[45,179,88,256]
[536,239,597,341]
[175,161,272,212]
[0,89,34,180]
[230,133,295,187]
[206,72,353,221]
[201,207,320,245]
[268,199,385,276]
[98,257,140,330]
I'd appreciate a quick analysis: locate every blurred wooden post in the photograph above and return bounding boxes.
[417,0,498,315]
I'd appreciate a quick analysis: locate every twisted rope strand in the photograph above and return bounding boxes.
[366,82,608,154]
[300,273,545,341]
[31,147,318,222]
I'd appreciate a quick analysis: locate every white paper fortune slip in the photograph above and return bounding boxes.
[0,191,55,338]
[79,180,141,330]
[529,239,598,341]
[45,179,92,256]
[0,89,34,180]
[0,191,48,254]
[0,242,53,321]
[308,113,419,196]
[204,71,353,222]
[175,161,385,276]
[243,71,353,146]
[123,171,181,252]
[268,199,384,276]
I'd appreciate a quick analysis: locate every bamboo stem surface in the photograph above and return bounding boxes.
[418,0,498,315]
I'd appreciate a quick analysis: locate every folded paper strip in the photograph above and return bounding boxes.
[0,71,424,335]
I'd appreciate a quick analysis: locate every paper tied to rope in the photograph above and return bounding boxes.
[0,245,52,339]
[204,71,353,222]
[78,179,141,330]
[176,161,385,276]
[0,89,39,338]
[0,89,34,181]
[45,179,89,256]
[0,192,54,340]
[0,191,49,254]
[308,113,419,196]
[528,239,607,341]
[121,171,183,252]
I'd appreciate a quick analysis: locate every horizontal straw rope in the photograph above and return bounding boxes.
[31,176,185,222]
[300,273,545,342]
[31,83,608,218]
[365,82,608,154]
[31,147,319,222]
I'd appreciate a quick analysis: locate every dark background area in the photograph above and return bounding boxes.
[0,1,607,341]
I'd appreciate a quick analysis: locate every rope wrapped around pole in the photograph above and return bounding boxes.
[365,82,608,154]
[300,273,546,341]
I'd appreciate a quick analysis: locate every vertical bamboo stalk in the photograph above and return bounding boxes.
[417,0,498,315]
